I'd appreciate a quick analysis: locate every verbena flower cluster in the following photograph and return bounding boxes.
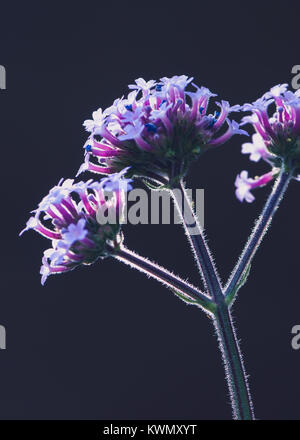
[79,75,246,186]
[235,84,300,202]
[20,171,132,284]
[22,76,300,283]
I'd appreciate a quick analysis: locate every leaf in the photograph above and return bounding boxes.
[173,290,199,304]
[142,178,169,191]
[225,263,251,306]
[172,290,217,314]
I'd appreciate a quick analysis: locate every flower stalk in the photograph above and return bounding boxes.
[225,166,292,303]
[112,245,216,314]
[214,304,254,420]
[170,179,254,420]
[171,180,224,301]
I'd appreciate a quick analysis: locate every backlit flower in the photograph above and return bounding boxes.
[235,170,274,203]
[79,75,246,187]
[236,84,300,202]
[20,173,132,284]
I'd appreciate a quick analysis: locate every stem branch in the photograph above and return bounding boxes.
[171,180,223,302]
[171,178,254,419]
[225,167,292,300]
[112,245,214,311]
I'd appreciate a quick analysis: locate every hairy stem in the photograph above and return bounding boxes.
[112,245,214,312]
[171,180,223,302]
[214,305,254,419]
[171,179,254,419]
[225,167,292,300]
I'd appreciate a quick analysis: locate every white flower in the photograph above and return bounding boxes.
[83,108,106,133]
[40,255,51,286]
[186,84,217,101]
[117,91,139,115]
[33,179,74,215]
[107,120,123,135]
[19,216,39,236]
[282,90,300,106]
[44,242,68,265]
[121,106,143,124]
[118,120,144,141]
[235,171,255,203]
[160,75,194,90]
[229,120,249,136]
[76,154,90,177]
[216,100,241,113]
[241,133,270,162]
[128,78,156,92]
[266,83,288,98]
[243,97,273,112]
[104,98,123,116]
[72,179,94,193]
[100,167,133,192]
[150,101,172,120]
[61,219,87,246]
[240,113,260,126]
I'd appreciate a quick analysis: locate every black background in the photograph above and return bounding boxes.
[1,1,300,420]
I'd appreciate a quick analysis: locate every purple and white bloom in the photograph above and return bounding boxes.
[264,83,289,99]
[20,216,39,236]
[61,219,88,246]
[128,78,156,94]
[241,133,272,162]
[79,75,245,187]
[100,167,133,192]
[83,108,107,133]
[160,75,194,93]
[209,120,248,146]
[236,84,300,202]
[235,170,274,203]
[118,120,145,141]
[20,172,131,284]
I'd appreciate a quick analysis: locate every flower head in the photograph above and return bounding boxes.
[241,85,300,170]
[236,84,300,202]
[80,75,245,187]
[20,172,131,284]
[235,170,274,203]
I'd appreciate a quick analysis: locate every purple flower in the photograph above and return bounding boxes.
[61,219,88,246]
[235,170,274,203]
[209,120,248,146]
[236,84,300,202]
[20,173,131,284]
[241,84,300,150]
[100,167,133,192]
[79,75,245,187]
[118,120,145,141]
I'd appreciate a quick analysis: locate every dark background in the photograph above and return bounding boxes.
[1,1,300,420]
